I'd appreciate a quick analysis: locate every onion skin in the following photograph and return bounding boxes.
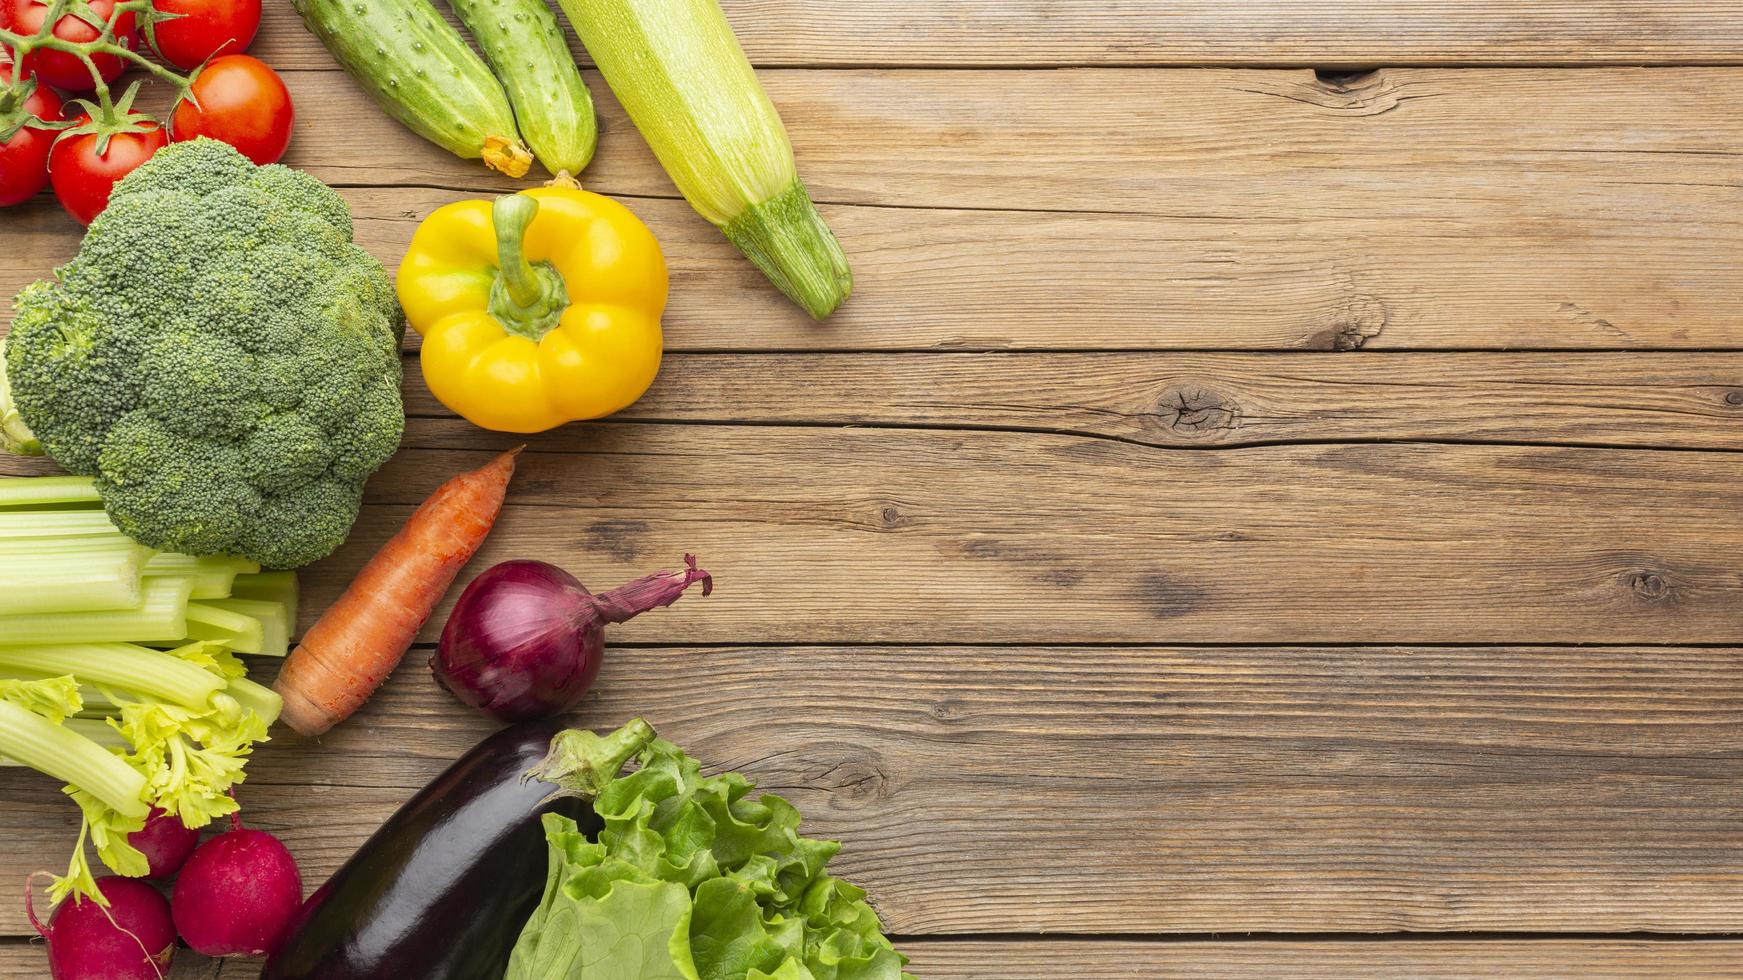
[433,556,711,721]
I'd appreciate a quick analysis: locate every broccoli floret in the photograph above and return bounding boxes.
[2,139,404,568]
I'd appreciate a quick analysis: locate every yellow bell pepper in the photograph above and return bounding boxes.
[397,186,668,433]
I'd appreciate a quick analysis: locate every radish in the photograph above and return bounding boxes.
[172,822,303,957]
[27,874,176,980]
[128,808,200,880]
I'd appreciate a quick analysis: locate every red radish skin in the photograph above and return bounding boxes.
[28,874,175,980]
[433,555,712,721]
[171,827,303,957]
[128,808,200,880]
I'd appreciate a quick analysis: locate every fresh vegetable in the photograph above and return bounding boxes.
[0,60,63,207]
[448,0,595,177]
[27,874,176,980]
[0,477,289,905]
[128,806,200,879]
[144,553,259,601]
[1,0,139,91]
[3,0,293,217]
[0,576,192,644]
[170,53,294,164]
[0,641,282,898]
[172,821,303,956]
[1,139,406,567]
[274,449,518,736]
[147,0,261,70]
[290,0,531,176]
[504,720,913,979]
[435,556,712,722]
[399,189,668,433]
[262,720,597,979]
[557,0,851,318]
[49,104,168,224]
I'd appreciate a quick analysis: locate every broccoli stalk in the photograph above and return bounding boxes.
[0,357,41,457]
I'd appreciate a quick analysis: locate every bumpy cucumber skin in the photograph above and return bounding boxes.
[449,0,597,176]
[292,0,528,172]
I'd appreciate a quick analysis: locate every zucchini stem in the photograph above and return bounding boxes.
[722,178,852,319]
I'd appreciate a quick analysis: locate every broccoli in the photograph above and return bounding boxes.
[1,138,405,569]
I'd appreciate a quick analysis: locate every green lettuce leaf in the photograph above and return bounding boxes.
[512,721,912,980]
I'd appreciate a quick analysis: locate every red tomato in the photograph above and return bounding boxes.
[170,54,291,164]
[1,0,140,92]
[0,62,64,206]
[50,119,167,224]
[148,0,260,71]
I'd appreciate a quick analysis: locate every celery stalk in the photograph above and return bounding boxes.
[0,699,147,817]
[0,547,148,615]
[0,475,102,508]
[0,575,193,645]
[183,602,267,654]
[200,598,289,657]
[0,644,224,709]
[229,571,299,630]
[0,717,134,759]
[225,676,284,727]
[144,553,261,600]
[558,0,851,318]
[0,509,125,539]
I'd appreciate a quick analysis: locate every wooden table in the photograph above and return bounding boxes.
[6,2,1743,976]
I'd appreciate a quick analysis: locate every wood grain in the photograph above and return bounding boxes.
[7,419,1743,645]
[248,1,1743,69]
[7,939,1743,979]
[9,67,1743,350]
[271,427,1743,645]
[5,644,1743,936]
[519,352,1743,451]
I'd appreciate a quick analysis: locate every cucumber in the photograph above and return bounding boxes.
[292,0,533,177]
[449,0,597,177]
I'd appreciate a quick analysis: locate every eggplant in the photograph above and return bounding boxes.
[262,720,591,979]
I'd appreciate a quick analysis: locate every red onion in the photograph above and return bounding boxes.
[432,555,712,721]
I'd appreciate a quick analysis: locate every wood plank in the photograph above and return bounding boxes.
[490,352,1743,451]
[7,940,1743,979]
[5,644,1743,935]
[8,939,1743,979]
[8,67,1743,350]
[8,420,1743,645]
[248,1,1743,69]
[255,427,1743,645]
[899,940,1743,978]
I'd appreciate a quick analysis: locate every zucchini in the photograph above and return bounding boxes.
[449,0,597,178]
[291,0,533,177]
[556,0,852,319]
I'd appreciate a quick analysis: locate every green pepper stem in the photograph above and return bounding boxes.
[494,194,546,311]
[486,194,570,341]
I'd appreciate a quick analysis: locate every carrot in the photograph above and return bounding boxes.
[274,449,520,736]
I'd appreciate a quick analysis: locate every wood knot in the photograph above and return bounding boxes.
[1724,389,1743,407]
[1155,386,1240,439]
[877,503,912,529]
[1313,68,1382,91]
[813,753,893,807]
[1307,292,1388,350]
[1623,570,1672,602]
[928,699,963,722]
